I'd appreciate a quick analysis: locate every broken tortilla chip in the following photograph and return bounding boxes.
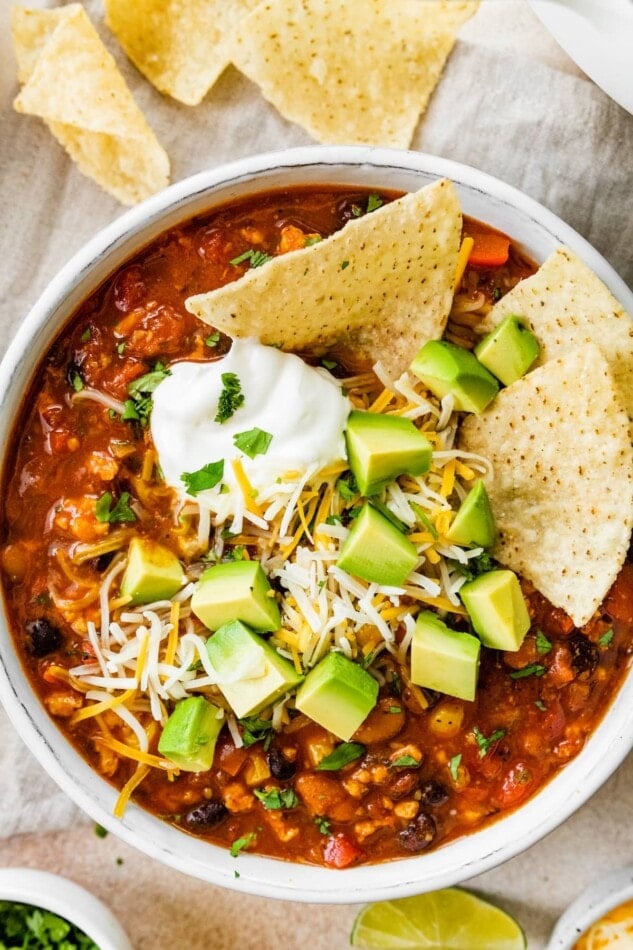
[12,4,169,205]
[185,178,462,379]
[104,0,259,106]
[477,246,633,426]
[227,0,479,147]
[459,343,633,628]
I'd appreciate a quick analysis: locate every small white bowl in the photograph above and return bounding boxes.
[547,866,633,949]
[0,868,132,950]
[0,147,632,902]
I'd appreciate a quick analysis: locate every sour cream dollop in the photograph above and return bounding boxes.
[151,338,352,500]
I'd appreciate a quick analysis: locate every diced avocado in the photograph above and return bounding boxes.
[205,620,303,718]
[345,410,433,496]
[410,611,480,702]
[337,503,418,587]
[295,652,378,741]
[120,537,185,606]
[474,314,540,386]
[410,340,499,413]
[191,560,280,632]
[157,695,223,772]
[460,569,530,651]
[446,479,496,548]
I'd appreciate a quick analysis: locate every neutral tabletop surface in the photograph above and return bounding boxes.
[1,3,633,948]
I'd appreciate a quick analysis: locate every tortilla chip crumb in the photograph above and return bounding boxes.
[459,343,633,627]
[12,4,169,205]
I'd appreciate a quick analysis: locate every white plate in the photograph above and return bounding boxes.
[529,0,633,114]
[547,866,633,948]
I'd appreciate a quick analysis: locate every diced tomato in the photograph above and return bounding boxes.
[492,760,539,808]
[323,833,364,869]
[216,738,249,777]
[467,230,511,268]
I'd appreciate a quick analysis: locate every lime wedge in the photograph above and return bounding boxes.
[350,888,527,949]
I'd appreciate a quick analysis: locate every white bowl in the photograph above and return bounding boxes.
[548,866,633,949]
[1,146,632,903]
[0,868,132,950]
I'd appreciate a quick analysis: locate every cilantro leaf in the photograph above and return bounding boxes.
[181,460,224,496]
[230,249,272,268]
[125,362,171,425]
[535,629,552,655]
[205,332,220,347]
[448,753,462,782]
[410,502,438,539]
[599,628,615,647]
[69,370,84,392]
[233,427,273,459]
[390,754,421,768]
[451,550,497,582]
[239,716,275,749]
[254,787,299,810]
[316,742,365,771]
[230,831,257,857]
[215,372,244,423]
[509,664,547,680]
[315,816,331,835]
[95,491,136,524]
[304,235,322,247]
[366,193,383,213]
[335,473,358,502]
[473,726,506,757]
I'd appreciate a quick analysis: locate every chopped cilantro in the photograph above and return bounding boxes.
[388,670,402,697]
[449,754,462,781]
[181,460,224,496]
[94,491,136,524]
[233,427,273,459]
[225,544,246,561]
[599,628,615,647]
[351,204,363,217]
[534,699,547,711]
[304,235,322,246]
[230,832,257,857]
[215,372,244,423]
[325,514,342,525]
[390,754,421,768]
[492,287,503,302]
[230,248,272,268]
[94,823,108,838]
[509,664,547,680]
[116,342,126,355]
[254,787,299,810]
[410,502,438,539]
[473,726,506,757]
[366,193,383,213]
[535,629,552,655]
[449,550,497,582]
[315,816,331,835]
[125,362,171,425]
[388,706,403,714]
[321,358,338,370]
[80,327,92,343]
[69,370,84,392]
[0,900,99,949]
[205,332,220,347]
[239,715,275,749]
[335,473,358,502]
[234,870,240,879]
[316,742,365,771]
[340,260,350,270]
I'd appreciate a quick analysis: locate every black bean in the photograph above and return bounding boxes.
[267,747,296,780]
[184,800,228,830]
[27,618,63,657]
[399,812,437,852]
[95,551,116,572]
[569,634,599,675]
[418,780,449,807]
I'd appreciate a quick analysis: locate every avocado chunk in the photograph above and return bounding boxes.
[191,560,280,632]
[205,620,303,718]
[337,503,418,587]
[157,695,223,772]
[411,611,481,701]
[345,410,433,496]
[295,652,379,741]
[120,537,185,606]
[410,340,499,413]
[474,314,540,386]
[460,569,530,651]
[446,479,496,548]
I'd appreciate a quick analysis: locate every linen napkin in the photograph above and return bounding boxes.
[0,0,632,839]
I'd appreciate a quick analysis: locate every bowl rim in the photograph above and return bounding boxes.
[547,865,633,949]
[1,145,633,904]
[0,867,133,949]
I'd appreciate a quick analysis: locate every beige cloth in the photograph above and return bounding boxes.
[0,2,632,948]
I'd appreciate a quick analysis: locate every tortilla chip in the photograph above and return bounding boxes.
[104,0,259,106]
[12,4,169,205]
[185,178,462,378]
[227,0,479,147]
[459,344,633,628]
[477,246,633,425]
